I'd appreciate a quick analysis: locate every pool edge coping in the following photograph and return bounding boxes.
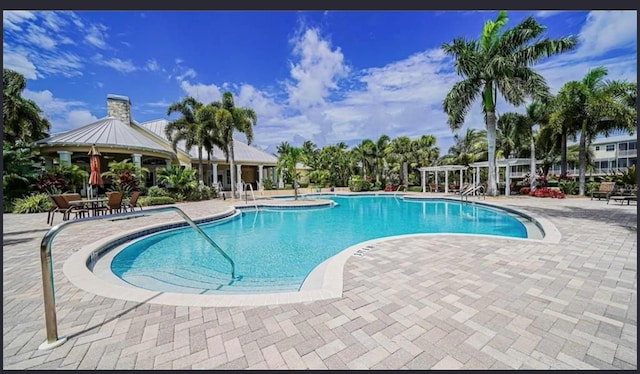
[63,197,562,307]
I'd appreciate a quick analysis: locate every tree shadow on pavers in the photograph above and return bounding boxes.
[65,293,163,340]
[2,237,35,245]
[3,228,51,236]
[517,204,638,230]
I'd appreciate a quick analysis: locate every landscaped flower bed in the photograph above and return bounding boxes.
[529,187,565,198]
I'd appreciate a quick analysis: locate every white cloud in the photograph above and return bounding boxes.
[286,28,350,109]
[176,68,197,81]
[179,81,222,104]
[2,50,38,79]
[64,110,99,130]
[23,89,98,133]
[146,58,160,71]
[25,24,57,50]
[534,11,564,18]
[574,11,636,58]
[2,11,36,31]
[93,54,137,73]
[85,23,109,49]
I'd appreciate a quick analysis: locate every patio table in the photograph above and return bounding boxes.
[69,197,108,216]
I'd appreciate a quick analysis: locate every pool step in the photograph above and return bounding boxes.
[119,267,305,294]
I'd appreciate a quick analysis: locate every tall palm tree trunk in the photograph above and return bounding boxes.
[560,129,568,176]
[402,161,409,187]
[197,148,204,184]
[486,110,498,196]
[530,131,536,190]
[229,145,237,198]
[578,122,587,196]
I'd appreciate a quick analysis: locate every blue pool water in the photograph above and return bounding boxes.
[111,196,529,294]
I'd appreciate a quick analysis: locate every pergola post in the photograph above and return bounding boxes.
[505,163,511,196]
[421,169,426,193]
[435,170,439,193]
[444,170,449,194]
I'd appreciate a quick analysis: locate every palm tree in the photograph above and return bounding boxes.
[550,67,636,195]
[535,123,561,176]
[301,140,319,170]
[165,96,216,184]
[498,100,551,189]
[385,136,413,187]
[374,134,391,184]
[441,10,578,195]
[157,166,199,198]
[351,139,376,179]
[277,144,304,200]
[211,91,257,198]
[446,128,488,165]
[3,69,50,143]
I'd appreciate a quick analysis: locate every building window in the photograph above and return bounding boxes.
[605,144,615,152]
[629,142,637,150]
[595,145,600,151]
[619,143,627,151]
[618,158,628,168]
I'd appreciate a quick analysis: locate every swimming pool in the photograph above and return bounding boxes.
[110,196,534,294]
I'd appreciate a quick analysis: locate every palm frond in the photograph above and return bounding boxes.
[443,78,483,129]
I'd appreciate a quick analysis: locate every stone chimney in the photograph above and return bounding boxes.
[106,94,131,125]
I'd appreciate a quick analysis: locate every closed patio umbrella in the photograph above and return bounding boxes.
[88,144,103,198]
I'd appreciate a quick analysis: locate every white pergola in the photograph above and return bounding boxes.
[417,165,468,193]
[468,158,540,196]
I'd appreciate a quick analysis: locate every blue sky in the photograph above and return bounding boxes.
[3,10,637,154]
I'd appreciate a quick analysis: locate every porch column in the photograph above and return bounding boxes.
[165,159,172,168]
[57,151,72,166]
[278,169,284,189]
[236,164,243,196]
[459,170,463,191]
[258,165,264,188]
[131,153,142,169]
[212,163,218,187]
[505,164,511,196]
[444,170,449,194]
[421,169,426,193]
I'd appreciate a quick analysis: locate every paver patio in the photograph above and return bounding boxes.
[3,193,637,369]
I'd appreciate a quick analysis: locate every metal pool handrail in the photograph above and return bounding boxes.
[38,205,236,350]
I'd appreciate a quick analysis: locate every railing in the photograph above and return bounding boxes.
[394,185,407,197]
[38,206,236,350]
[244,183,258,209]
[461,184,485,201]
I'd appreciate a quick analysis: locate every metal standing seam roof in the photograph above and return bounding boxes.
[34,117,174,156]
[139,119,278,164]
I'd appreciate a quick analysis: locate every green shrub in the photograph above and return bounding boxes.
[586,181,600,196]
[147,186,171,197]
[559,179,579,195]
[262,179,274,190]
[12,193,52,214]
[348,176,372,192]
[186,185,217,201]
[407,186,422,192]
[138,196,176,206]
[284,184,293,190]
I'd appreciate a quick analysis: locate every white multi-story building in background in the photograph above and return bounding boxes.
[549,134,637,176]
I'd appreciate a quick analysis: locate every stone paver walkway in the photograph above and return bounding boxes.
[3,194,637,369]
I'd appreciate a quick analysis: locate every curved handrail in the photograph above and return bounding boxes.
[38,205,235,350]
[461,184,486,200]
[244,183,257,209]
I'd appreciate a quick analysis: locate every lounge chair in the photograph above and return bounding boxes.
[49,194,89,225]
[94,192,124,215]
[122,191,142,212]
[607,185,637,205]
[591,181,616,201]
